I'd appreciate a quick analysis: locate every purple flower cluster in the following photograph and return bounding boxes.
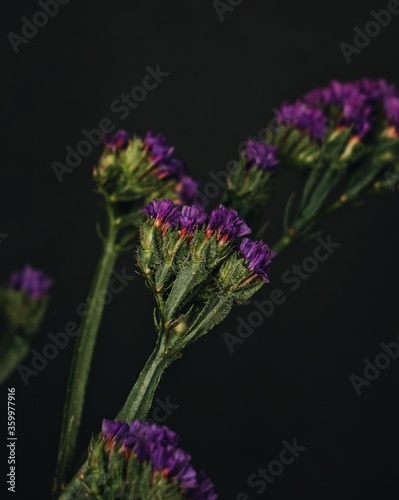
[245,141,279,171]
[102,419,217,499]
[303,78,399,138]
[276,102,328,141]
[239,238,277,283]
[143,200,251,243]
[9,266,53,299]
[103,130,199,203]
[103,130,130,151]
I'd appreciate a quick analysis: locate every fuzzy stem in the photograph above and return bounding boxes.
[117,335,172,422]
[53,216,119,495]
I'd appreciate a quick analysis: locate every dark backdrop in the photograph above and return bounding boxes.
[1,1,399,499]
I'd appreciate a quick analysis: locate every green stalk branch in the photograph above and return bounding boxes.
[54,213,119,495]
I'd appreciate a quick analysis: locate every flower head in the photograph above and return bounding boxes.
[207,205,251,242]
[142,199,181,228]
[276,102,328,141]
[239,238,277,283]
[245,141,279,171]
[103,129,130,150]
[180,205,208,232]
[9,266,53,299]
[304,79,399,140]
[101,419,217,499]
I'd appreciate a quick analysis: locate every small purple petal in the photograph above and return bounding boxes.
[177,176,199,204]
[144,132,175,161]
[142,200,181,228]
[239,238,277,282]
[245,141,279,171]
[8,266,53,299]
[102,419,129,442]
[103,130,130,150]
[180,205,208,232]
[207,205,251,242]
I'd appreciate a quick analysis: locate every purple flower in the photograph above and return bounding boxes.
[276,102,328,141]
[103,130,130,150]
[207,205,251,243]
[101,419,217,499]
[180,205,208,232]
[356,78,397,102]
[144,132,175,161]
[144,132,185,179]
[177,176,199,204]
[384,96,399,132]
[245,141,279,171]
[102,420,129,443]
[9,266,53,299]
[341,94,373,138]
[239,238,277,283]
[142,200,181,228]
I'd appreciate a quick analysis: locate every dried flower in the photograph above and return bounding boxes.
[99,419,218,499]
[206,205,251,242]
[239,238,277,283]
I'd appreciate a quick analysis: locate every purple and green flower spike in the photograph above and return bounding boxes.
[222,140,280,223]
[68,419,217,499]
[76,419,218,500]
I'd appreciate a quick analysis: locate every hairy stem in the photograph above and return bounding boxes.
[53,217,119,495]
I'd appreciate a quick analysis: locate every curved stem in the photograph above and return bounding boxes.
[53,218,119,495]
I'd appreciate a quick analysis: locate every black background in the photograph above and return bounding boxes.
[2,1,399,499]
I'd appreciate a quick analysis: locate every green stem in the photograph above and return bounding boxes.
[117,335,172,422]
[54,217,119,495]
[0,329,29,385]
